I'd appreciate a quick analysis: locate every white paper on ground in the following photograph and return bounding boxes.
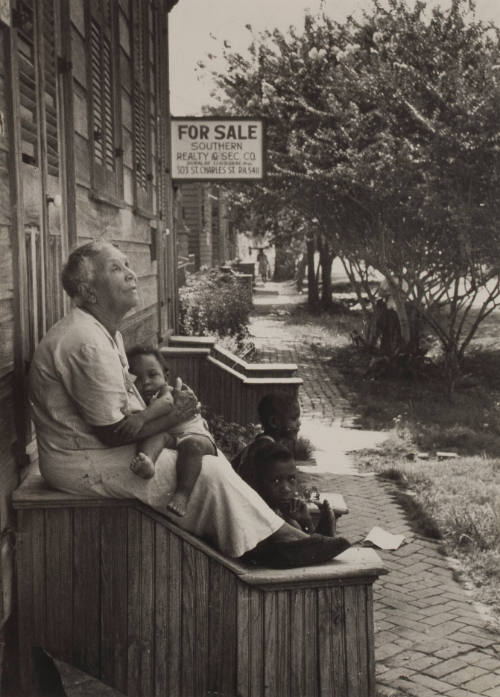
[362,526,406,550]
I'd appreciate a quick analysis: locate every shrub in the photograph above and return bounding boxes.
[202,409,260,460]
[178,269,253,349]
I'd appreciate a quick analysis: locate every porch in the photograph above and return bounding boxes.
[14,474,386,697]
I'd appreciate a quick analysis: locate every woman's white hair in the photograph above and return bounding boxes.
[61,240,112,299]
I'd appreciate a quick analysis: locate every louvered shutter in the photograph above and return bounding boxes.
[16,0,38,166]
[42,0,59,177]
[132,0,152,212]
[88,0,121,200]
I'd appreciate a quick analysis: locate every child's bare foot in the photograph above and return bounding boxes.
[167,492,190,517]
[130,452,155,479]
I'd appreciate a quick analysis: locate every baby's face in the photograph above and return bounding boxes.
[129,354,167,404]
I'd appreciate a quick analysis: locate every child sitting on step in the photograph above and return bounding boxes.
[126,346,217,517]
[251,441,349,548]
[232,391,301,489]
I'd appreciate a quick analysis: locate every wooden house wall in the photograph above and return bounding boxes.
[0,24,20,641]
[178,182,235,271]
[198,184,213,269]
[0,0,175,676]
[180,182,202,269]
[69,0,170,349]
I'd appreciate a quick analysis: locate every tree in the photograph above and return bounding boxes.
[208,0,500,389]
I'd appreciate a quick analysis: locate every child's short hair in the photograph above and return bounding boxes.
[254,442,294,478]
[127,345,169,376]
[257,392,299,428]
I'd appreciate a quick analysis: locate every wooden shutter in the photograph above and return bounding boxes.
[42,0,59,178]
[88,0,121,200]
[132,0,152,212]
[16,0,38,166]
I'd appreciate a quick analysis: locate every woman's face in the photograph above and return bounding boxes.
[90,245,138,317]
[129,354,167,404]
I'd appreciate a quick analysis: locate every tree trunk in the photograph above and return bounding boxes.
[318,237,334,310]
[306,238,319,308]
[443,346,461,399]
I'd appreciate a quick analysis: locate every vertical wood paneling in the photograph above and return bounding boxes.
[127,508,141,696]
[32,510,47,653]
[15,497,380,697]
[276,590,291,697]
[100,507,128,693]
[236,585,251,697]
[345,584,369,697]
[290,590,306,697]
[73,507,101,677]
[181,542,209,697]
[263,592,279,697]
[249,588,265,697]
[15,510,35,689]
[304,589,319,697]
[207,561,237,697]
[318,586,347,697]
[153,523,169,696]
[140,514,154,697]
[45,509,73,662]
[366,586,376,697]
[127,509,155,697]
[166,532,182,697]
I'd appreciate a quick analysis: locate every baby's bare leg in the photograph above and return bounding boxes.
[130,433,175,479]
[167,436,216,517]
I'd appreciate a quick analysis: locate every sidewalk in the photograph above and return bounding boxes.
[250,282,500,697]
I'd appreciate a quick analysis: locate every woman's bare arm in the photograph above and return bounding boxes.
[94,384,199,446]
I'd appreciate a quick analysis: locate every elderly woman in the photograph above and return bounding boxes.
[29,241,345,568]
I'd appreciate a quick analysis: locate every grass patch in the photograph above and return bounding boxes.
[331,332,500,456]
[283,305,360,350]
[355,443,500,625]
[275,303,500,623]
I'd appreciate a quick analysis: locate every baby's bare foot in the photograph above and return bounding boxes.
[167,492,190,517]
[130,452,155,479]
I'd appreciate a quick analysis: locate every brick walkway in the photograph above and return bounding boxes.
[250,283,500,697]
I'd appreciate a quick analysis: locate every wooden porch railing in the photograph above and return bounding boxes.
[162,336,303,426]
[14,473,387,697]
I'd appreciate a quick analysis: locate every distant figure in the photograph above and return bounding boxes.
[257,249,271,283]
[295,252,307,293]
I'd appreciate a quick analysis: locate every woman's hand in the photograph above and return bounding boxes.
[113,411,146,440]
[170,379,200,425]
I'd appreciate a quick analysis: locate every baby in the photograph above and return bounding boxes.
[126,346,217,517]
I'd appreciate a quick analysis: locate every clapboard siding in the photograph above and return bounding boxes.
[2,2,176,687]
[70,0,166,348]
[14,478,385,697]
[0,22,22,655]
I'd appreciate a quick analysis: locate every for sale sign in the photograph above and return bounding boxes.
[170,118,265,181]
